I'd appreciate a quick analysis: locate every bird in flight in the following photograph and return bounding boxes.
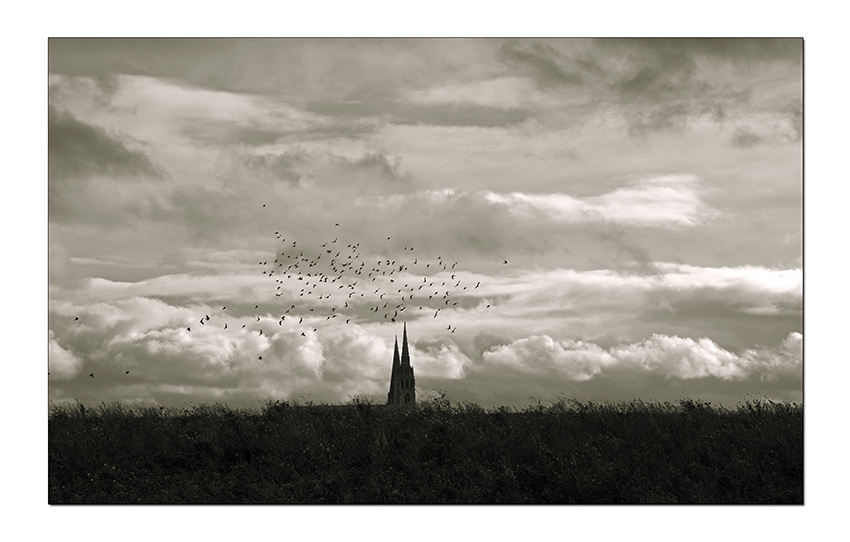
[125,371,130,375]
[74,317,79,321]
[503,260,508,264]
[89,373,94,378]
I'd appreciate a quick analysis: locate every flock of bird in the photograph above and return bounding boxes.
[58,215,509,377]
[184,221,501,341]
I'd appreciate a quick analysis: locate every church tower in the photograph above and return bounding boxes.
[387,322,415,405]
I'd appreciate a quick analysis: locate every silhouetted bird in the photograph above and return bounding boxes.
[74,317,79,321]
[503,260,508,264]
[187,327,191,332]
[89,373,94,378]
[126,371,130,375]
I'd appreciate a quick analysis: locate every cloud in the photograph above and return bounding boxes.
[48,105,160,181]
[48,330,84,380]
[482,335,615,381]
[494,39,800,139]
[407,77,539,110]
[411,336,470,379]
[498,41,588,87]
[488,174,719,228]
[241,147,408,189]
[464,331,802,404]
[730,101,803,147]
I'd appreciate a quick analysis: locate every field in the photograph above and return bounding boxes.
[48,396,803,504]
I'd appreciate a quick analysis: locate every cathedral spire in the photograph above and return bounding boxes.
[401,321,410,365]
[387,325,415,406]
[387,335,401,405]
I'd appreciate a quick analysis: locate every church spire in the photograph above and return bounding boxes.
[401,321,410,365]
[387,325,415,406]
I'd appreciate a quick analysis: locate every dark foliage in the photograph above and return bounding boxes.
[48,397,802,504]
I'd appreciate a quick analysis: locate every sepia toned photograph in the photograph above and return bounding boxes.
[48,38,802,504]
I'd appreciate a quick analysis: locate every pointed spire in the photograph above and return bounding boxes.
[388,335,401,405]
[401,322,410,365]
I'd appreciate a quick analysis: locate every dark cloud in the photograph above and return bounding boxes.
[730,99,802,148]
[308,97,533,128]
[178,112,378,147]
[48,106,161,181]
[48,107,166,227]
[48,38,493,106]
[731,127,767,148]
[498,40,586,86]
[241,148,409,189]
[179,122,283,146]
[471,330,515,359]
[495,39,800,138]
[580,210,657,275]
[612,38,802,65]
[626,102,692,137]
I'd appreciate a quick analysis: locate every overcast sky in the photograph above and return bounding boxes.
[47,38,802,408]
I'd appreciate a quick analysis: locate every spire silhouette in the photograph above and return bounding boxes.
[387,324,415,406]
[401,321,410,366]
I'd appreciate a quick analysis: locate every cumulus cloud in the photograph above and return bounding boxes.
[466,331,802,404]
[411,336,470,379]
[48,278,801,408]
[48,330,84,380]
[483,335,615,381]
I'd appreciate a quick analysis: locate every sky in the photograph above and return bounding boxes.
[47,38,802,409]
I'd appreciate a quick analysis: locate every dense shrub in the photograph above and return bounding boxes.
[49,397,803,504]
